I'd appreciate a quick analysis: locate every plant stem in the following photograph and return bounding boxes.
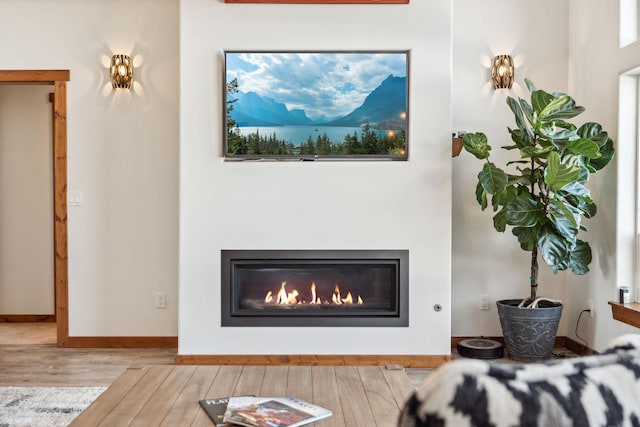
[529,135,538,302]
[530,245,538,301]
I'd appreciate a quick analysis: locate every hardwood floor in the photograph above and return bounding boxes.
[0,323,432,388]
[0,323,177,386]
[0,322,56,345]
[0,323,579,389]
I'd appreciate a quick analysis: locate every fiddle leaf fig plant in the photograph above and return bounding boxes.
[462,78,614,305]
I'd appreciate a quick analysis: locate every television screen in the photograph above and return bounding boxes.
[224,51,409,160]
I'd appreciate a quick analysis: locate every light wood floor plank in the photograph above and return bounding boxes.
[159,365,220,427]
[69,366,150,426]
[0,322,56,344]
[334,366,377,427]
[205,365,244,397]
[0,345,176,386]
[358,366,402,426]
[130,365,197,426]
[286,366,313,403]
[260,365,289,396]
[381,366,415,408]
[98,365,174,426]
[312,366,346,427]
[233,365,266,395]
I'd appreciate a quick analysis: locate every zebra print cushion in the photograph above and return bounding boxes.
[399,335,640,427]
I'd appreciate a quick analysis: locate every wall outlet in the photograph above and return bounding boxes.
[587,299,594,318]
[480,294,490,311]
[155,292,167,309]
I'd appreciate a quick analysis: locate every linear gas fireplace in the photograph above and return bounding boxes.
[221,250,408,327]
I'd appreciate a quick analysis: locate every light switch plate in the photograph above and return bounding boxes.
[68,191,83,207]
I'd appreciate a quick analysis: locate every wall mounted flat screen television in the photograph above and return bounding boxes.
[224,50,409,160]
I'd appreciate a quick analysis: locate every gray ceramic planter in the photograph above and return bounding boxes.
[497,298,563,362]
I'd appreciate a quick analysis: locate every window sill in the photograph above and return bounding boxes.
[609,301,640,328]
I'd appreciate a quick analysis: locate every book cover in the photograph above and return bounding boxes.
[199,397,231,426]
[222,396,332,427]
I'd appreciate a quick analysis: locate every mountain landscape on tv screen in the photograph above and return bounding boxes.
[230,75,407,130]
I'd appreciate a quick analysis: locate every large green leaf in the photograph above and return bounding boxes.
[562,154,590,183]
[525,78,537,93]
[505,196,544,227]
[508,128,532,148]
[538,95,573,120]
[492,185,518,212]
[541,98,585,121]
[478,162,507,195]
[475,181,488,210]
[538,126,577,142]
[519,99,534,127]
[568,239,592,275]
[462,133,491,160]
[507,97,531,136]
[544,152,581,191]
[520,145,555,160]
[589,137,614,171]
[531,89,555,115]
[538,225,570,273]
[493,208,507,232]
[558,181,592,200]
[577,122,602,139]
[565,194,597,218]
[550,120,578,132]
[566,138,601,158]
[512,226,537,251]
[549,200,579,242]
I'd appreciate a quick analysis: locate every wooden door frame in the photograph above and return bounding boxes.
[0,70,70,346]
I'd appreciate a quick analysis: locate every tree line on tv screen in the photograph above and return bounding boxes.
[226,125,406,157]
[225,79,406,157]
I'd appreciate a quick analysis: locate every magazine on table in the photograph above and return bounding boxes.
[222,396,332,427]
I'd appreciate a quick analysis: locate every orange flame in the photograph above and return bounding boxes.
[332,284,343,305]
[310,282,321,304]
[264,281,363,305]
[275,281,299,304]
[264,291,273,303]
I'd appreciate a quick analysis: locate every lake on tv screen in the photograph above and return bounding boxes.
[236,125,390,147]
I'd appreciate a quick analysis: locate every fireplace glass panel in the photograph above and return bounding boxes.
[221,250,408,327]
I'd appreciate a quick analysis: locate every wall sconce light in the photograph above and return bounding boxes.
[491,55,514,89]
[110,54,133,89]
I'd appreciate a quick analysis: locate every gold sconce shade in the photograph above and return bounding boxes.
[110,54,133,89]
[491,55,514,89]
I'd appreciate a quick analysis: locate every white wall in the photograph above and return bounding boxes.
[0,86,54,314]
[179,0,453,355]
[2,0,630,350]
[451,0,571,337]
[0,0,179,336]
[566,0,640,350]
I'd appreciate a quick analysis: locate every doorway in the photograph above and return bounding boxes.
[0,70,70,347]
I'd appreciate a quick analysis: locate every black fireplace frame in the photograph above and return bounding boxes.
[221,250,409,327]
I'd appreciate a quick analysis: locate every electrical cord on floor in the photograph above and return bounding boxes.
[552,308,591,359]
[552,309,591,358]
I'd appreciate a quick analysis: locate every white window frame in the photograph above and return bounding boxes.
[617,71,640,302]
[620,0,640,47]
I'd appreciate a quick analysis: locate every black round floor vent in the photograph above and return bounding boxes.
[457,338,504,359]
